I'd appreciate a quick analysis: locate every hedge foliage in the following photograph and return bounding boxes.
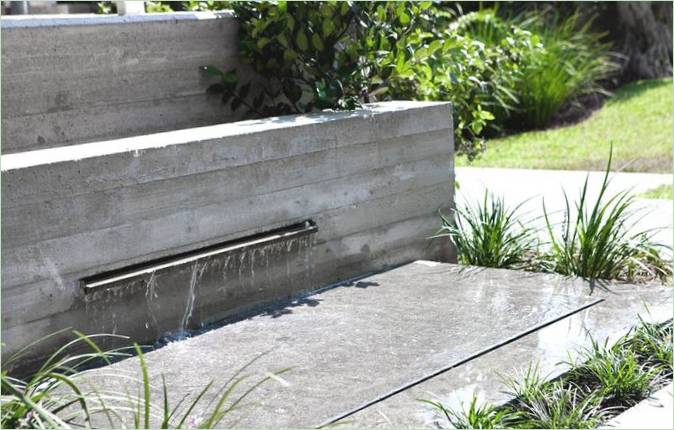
[203,2,617,158]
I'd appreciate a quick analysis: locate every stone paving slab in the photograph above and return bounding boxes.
[77,261,600,428]
[346,275,672,427]
[605,383,673,429]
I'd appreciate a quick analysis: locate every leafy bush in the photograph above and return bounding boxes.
[513,12,619,129]
[433,192,537,269]
[401,27,530,158]
[204,1,527,158]
[455,8,619,129]
[205,2,428,116]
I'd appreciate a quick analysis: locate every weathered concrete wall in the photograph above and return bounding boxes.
[1,12,244,153]
[1,101,454,370]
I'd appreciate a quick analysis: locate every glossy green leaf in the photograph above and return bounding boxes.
[296,31,309,51]
[311,33,324,51]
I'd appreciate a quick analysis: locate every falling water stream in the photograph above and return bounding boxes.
[150,230,316,346]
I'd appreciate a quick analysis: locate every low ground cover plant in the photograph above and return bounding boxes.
[1,331,285,429]
[426,318,673,429]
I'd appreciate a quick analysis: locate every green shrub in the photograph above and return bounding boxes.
[433,192,538,269]
[404,28,529,159]
[513,12,619,129]
[204,3,617,156]
[204,1,525,158]
[205,2,432,116]
[454,8,619,130]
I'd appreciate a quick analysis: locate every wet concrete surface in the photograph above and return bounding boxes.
[75,261,611,428]
[347,275,672,428]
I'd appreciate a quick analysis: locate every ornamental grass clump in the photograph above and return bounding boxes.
[512,12,619,129]
[542,148,672,283]
[420,395,521,429]
[563,338,661,408]
[434,191,537,269]
[511,381,608,429]
[624,318,673,377]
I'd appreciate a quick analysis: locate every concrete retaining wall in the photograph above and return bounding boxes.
[2,101,454,370]
[1,12,243,153]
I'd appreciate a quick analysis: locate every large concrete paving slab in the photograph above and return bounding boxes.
[346,275,672,428]
[75,261,602,428]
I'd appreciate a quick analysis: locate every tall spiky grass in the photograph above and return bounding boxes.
[1,331,286,429]
[514,12,620,128]
[453,8,619,129]
[543,148,672,283]
[434,191,537,269]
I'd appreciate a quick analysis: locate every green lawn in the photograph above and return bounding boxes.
[458,78,673,173]
[639,184,673,200]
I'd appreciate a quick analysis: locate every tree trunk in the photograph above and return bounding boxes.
[614,2,673,80]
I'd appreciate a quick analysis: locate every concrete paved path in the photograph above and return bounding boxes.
[606,383,673,429]
[455,167,673,249]
[75,261,670,428]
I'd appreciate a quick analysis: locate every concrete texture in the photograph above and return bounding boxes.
[71,261,609,428]
[347,272,672,427]
[1,101,455,371]
[456,167,673,250]
[1,12,246,152]
[606,383,673,429]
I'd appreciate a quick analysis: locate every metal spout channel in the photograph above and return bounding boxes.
[81,220,318,294]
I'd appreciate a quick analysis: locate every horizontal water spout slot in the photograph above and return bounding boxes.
[80,220,318,294]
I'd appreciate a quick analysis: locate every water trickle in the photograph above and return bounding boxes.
[237,251,246,283]
[250,248,256,281]
[145,271,158,300]
[264,246,271,288]
[179,260,208,335]
[144,272,160,333]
